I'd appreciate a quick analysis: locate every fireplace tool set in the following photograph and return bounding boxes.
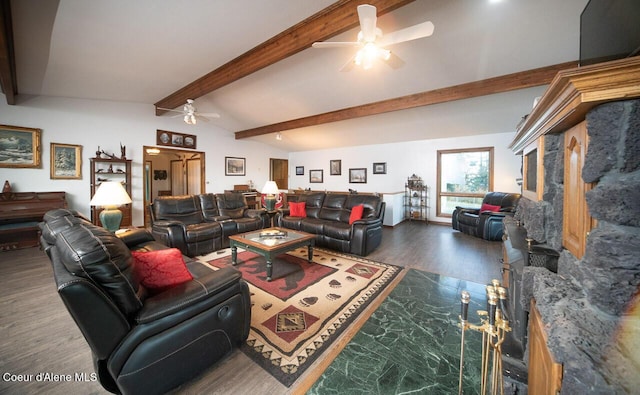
[458,279,511,395]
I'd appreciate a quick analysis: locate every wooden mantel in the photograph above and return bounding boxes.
[510,57,640,154]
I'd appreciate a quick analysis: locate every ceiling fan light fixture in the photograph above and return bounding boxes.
[184,114,197,125]
[158,99,218,123]
[184,99,196,113]
[354,43,390,70]
[312,4,433,72]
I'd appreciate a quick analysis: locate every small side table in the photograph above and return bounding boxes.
[265,210,278,227]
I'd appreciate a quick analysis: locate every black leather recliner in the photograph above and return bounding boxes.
[451,192,521,240]
[39,209,251,395]
[150,193,268,255]
[150,194,223,257]
[211,192,270,247]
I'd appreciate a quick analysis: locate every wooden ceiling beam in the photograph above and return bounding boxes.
[235,61,578,139]
[154,0,415,114]
[0,0,17,105]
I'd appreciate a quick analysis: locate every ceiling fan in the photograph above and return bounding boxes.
[157,99,220,125]
[312,4,434,71]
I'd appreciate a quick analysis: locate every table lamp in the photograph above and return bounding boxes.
[261,181,279,211]
[90,181,132,232]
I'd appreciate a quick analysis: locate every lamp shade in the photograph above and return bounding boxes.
[261,181,279,211]
[90,182,131,233]
[90,181,132,208]
[261,181,279,195]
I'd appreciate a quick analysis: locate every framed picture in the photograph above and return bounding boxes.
[184,135,196,148]
[156,130,197,149]
[296,166,304,175]
[157,130,171,145]
[0,124,41,168]
[349,168,367,183]
[50,143,82,179]
[225,156,246,176]
[171,133,183,146]
[330,159,341,175]
[309,169,323,183]
[373,162,387,174]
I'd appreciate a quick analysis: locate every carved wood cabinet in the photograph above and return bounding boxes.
[562,121,594,259]
[528,300,562,395]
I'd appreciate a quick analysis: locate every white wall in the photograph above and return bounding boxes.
[0,96,288,225]
[1,96,522,226]
[288,132,522,223]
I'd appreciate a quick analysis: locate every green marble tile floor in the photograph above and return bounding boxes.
[308,268,490,395]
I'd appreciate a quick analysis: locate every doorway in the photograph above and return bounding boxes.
[270,158,288,190]
[143,146,205,227]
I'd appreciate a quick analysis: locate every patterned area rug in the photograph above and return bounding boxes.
[200,247,402,387]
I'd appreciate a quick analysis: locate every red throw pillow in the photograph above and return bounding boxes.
[349,204,365,224]
[480,203,501,213]
[289,201,307,217]
[131,248,193,291]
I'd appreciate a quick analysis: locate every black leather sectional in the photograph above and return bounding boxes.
[275,192,385,256]
[39,209,251,395]
[150,192,269,257]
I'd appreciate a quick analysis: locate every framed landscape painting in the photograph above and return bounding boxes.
[349,168,367,183]
[373,162,387,174]
[50,143,82,179]
[0,124,41,168]
[330,159,341,175]
[309,169,323,183]
[225,156,246,176]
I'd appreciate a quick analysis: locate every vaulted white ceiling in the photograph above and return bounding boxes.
[8,0,589,151]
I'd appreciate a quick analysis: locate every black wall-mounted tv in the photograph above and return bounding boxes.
[580,0,640,66]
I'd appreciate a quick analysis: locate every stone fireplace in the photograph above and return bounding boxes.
[513,95,640,392]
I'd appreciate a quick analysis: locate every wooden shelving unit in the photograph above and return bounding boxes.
[90,157,132,228]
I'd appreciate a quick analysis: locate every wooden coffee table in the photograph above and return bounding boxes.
[228,227,315,281]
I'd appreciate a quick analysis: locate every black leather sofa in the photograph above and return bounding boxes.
[150,192,268,256]
[451,192,521,240]
[202,192,270,247]
[39,209,251,395]
[274,192,385,256]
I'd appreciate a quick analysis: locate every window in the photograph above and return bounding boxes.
[437,147,494,216]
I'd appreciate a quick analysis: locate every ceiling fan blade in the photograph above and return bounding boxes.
[312,41,361,48]
[357,4,378,42]
[157,107,183,113]
[197,112,221,118]
[378,21,434,47]
[194,115,210,122]
[339,54,357,72]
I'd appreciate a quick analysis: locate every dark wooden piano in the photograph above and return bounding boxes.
[0,191,67,251]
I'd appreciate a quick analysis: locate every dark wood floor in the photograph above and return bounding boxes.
[0,221,501,394]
